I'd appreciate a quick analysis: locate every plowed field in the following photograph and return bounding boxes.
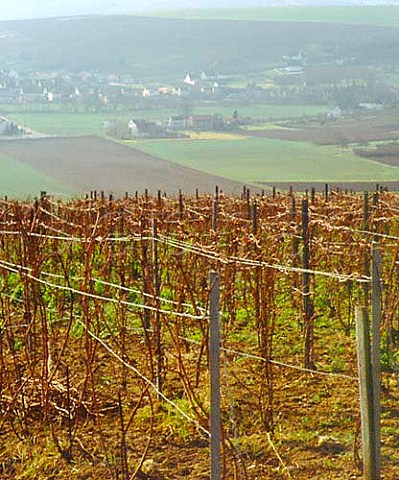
[0,136,249,196]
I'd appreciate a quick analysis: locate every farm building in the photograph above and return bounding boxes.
[186,114,223,131]
[183,73,196,85]
[0,117,23,136]
[167,115,186,130]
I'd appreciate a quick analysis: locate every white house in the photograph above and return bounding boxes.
[128,119,139,137]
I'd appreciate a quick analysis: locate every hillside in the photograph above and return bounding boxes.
[0,14,398,78]
[153,5,399,27]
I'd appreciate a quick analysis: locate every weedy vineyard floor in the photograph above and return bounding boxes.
[1,193,399,479]
[2,337,399,479]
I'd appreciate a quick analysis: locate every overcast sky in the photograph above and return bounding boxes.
[0,0,397,21]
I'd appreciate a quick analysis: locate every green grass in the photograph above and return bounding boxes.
[387,73,399,88]
[3,104,328,136]
[6,112,115,137]
[0,154,71,198]
[153,6,399,28]
[193,104,329,120]
[135,137,399,185]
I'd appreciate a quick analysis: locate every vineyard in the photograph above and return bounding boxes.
[0,189,399,479]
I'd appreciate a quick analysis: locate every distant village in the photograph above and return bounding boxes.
[1,55,398,138]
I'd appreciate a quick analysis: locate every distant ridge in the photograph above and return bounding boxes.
[2,0,399,21]
[0,13,397,77]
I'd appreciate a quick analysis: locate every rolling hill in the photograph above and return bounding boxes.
[0,14,398,78]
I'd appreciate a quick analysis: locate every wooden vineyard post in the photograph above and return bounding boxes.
[179,189,183,219]
[152,218,163,397]
[209,271,221,480]
[311,187,315,205]
[363,192,370,306]
[140,216,151,333]
[371,243,382,474]
[252,199,258,236]
[363,191,370,230]
[246,189,251,220]
[302,199,315,369]
[212,198,218,233]
[291,196,296,221]
[355,306,380,480]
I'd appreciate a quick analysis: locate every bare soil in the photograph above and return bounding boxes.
[0,136,249,196]
[245,111,399,145]
[258,181,399,193]
[354,144,399,167]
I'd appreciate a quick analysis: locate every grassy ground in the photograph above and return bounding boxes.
[4,112,116,137]
[0,154,70,198]
[134,136,399,185]
[386,73,399,88]
[152,6,399,28]
[2,104,328,137]
[193,104,329,120]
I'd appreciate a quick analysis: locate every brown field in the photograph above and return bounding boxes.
[0,136,249,196]
[259,181,399,193]
[354,144,399,167]
[246,110,399,145]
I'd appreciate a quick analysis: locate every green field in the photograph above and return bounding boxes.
[135,137,399,185]
[192,104,329,120]
[5,112,115,137]
[0,155,70,198]
[3,104,328,137]
[153,6,399,28]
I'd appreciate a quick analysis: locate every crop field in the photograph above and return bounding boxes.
[0,137,248,197]
[0,103,330,138]
[135,136,399,185]
[1,134,396,199]
[190,104,329,121]
[1,131,399,200]
[247,109,399,146]
[155,5,399,28]
[0,154,70,198]
[3,112,119,137]
[354,143,399,167]
[0,191,399,479]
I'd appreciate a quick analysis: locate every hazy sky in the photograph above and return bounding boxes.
[0,0,135,20]
[0,0,396,21]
